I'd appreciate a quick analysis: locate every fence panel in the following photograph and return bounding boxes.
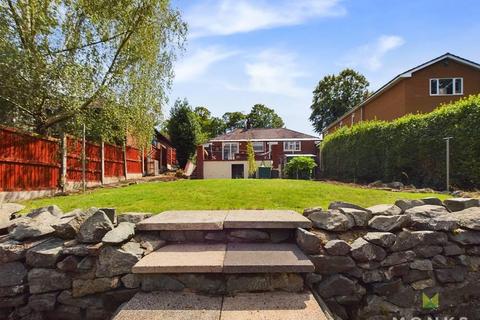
[104,143,125,177]
[126,146,142,174]
[66,137,102,182]
[0,127,60,191]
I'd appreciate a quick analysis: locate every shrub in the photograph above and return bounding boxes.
[284,157,317,180]
[320,94,480,190]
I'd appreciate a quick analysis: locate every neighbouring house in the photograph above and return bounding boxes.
[195,128,320,179]
[324,53,480,135]
[146,130,177,175]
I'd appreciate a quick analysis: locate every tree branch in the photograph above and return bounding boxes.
[51,31,128,54]
[6,0,28,49]
[0,95,36,117]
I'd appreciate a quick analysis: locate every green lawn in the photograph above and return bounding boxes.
[20,179,447,214]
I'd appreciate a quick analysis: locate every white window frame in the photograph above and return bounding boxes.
[222,142,239,160]
[283,141,301,152]
[252,141,264,153]
[429,78,463,96]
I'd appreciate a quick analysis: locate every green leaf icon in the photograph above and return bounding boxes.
[422,293,439,309]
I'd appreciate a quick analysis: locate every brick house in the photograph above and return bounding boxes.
[324,53,480,135]
[195,128,320,179]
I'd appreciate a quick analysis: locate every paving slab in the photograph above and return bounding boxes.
[220,291,328,320]
[224,210,312,229]
[132,243,226,273]
[223,243,314,273]
[136,211,228,231]
[113,291,222,320]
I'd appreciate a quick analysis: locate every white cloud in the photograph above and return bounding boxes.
[174,46,237,82]
[226,49,309,98]
[342,35,406,71]
[185,0,345,38]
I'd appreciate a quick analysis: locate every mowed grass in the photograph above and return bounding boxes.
[20,179,447,214]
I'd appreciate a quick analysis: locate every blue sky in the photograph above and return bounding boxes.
[168,0,480,135]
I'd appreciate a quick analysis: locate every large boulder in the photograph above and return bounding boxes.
[448,207,480,230]
[368,215,410,231]
[101,222,135,244]
[367,204,402,216]
[406,205,457,231]
[9,211,60,240]
[328,201,367,211]
[394,199,425,212]
[310,255,356,274]
[309,210,354,231]
[363,232,396,248]
[27,205,63,218]
[228,229,269,241]
[449,229,480,245]
[26,238,64,267]
[72,277,120,297]
[316,275,363,299]
[117,213,152,224]
[338,207,372,227]
[95,242,143,277]
[29,292,57,312]
[350,238,386,262]
[0,203,24,232]
[295,228,321,254]
[0,238,48,263]
[77,210,114,243]
[28,268,72,294]
[444,198,480,212]
[0,262,27,287]
[134,233,166,255]
[324,240,351,256]
[52,209,94,239]
[381,251,416,267]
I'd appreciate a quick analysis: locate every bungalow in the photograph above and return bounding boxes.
[324,53,480,135]
[195,128,320,179]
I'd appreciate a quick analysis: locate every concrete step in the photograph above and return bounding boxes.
[132,243,314,274]
[113,291,328,320]
[136,210,312,231]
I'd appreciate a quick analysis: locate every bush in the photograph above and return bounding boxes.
[284,157,317,180]
[321,94,480,190]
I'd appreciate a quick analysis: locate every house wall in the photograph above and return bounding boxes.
[203,160,272,179]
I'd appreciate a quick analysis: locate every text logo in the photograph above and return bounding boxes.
[422,293,439,310]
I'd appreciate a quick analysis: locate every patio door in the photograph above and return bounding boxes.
[231,164,244,179]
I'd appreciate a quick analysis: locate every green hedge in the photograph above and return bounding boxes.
[321,94,480,190]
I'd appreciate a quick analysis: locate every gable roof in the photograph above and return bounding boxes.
[323,53,480,133]
[210,128,319,142]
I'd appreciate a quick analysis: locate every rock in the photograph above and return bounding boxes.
[99,208,116,223]
[350,238,386,262]
[381,251,416,267]
[121,274,141,289]
[101,222,135,244]
[413,230,448,245]
[28,205,63,218]
[57,290,103,309]
[72,277,119,297]
[269,229,291,243]
[0,294,27,308]
[309,210,354,231]
[402,270,432,283]
[324,240,351,256]
[362,270,386,283]
[410,259,433,270]
[77,210,114,243]
[385,286,416,308]
[204,231,227,242]
[0,262,27,287]
[363,232,396,248]
[448,207,480,230]
[457,255,480,271]
[0,203,25,216]
[386,263,410,279]
[368,215,410,231]
[52,209,93,239]
[134,233,166,254]
[421,197,444,206]
[367,204,402,216]
[47,305,82,320]
[28,268,71,294]
[117,213,152,224]
[177,274,226,294]
[26,238,64,267]
[449,229,480,245]
[310,255,356,274]
[467,246,480,255]
[372,279,403,296]
[368,180,385,188]
[328,201,367,211]
[414,245,443,258]
[339,207,372,227]
[141,274,185,291]
[77,256,95,271]
[432,255,457,269]
[436,267,467,283]
[159,230,186,242]
[228,229,269,241]
[316,275,360,298]
[9,211,59,240]
[394,199,425,212]
[303,207,322,218]
[0,284,26,297]
[57,255,82,272]
[305,273,323,286]
[295,228,321,254]
[0,238,48,263]
[28,292,57,311]
[61,242,103,256]
[102,288,138,311]
[443,243,465,256]
[411,278,435,290]
[390,230,421,251]
[184,231,206,242]
[85,307,112,320]
[357,261,381,270]
[96,242,143,277]
[406,205,457,231]
[444,198,480,212]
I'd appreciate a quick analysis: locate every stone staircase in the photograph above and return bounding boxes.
[113,210,329,320]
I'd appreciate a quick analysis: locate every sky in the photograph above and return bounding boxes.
[167,0,480,135]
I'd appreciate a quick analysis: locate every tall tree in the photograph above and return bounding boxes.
[309,69,369,133]
[247,104,284,128]
[0,0,186,146]
[167,99,200,167]
[222,112,246,132]
[193,106,226,142]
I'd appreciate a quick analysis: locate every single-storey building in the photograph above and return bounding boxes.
[324,53,480,135]
[195,128,320,179]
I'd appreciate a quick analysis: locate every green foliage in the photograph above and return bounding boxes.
[321,95,480,190]
[247,104,284,128]
[194,106,226,143]
[246,141,256,177]
[0,0,186,147]
[167,99,201,168]
[222,112,247,131]
[284,157,317,180]
[310,69,369,133]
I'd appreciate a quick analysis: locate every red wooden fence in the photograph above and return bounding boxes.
[0,127,146,192]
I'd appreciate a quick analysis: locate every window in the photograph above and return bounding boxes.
[223,143,238,160]
[252,142,264,153]
[284,141,301,151]
[430,78,463,95]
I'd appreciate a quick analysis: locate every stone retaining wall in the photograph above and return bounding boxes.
[297,197,480,320]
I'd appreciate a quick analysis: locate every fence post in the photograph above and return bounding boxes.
[101,140,105,185]
[123,141,128,180]
[141,148,145,176]
[61,134,68,192]
[82,124,86,192]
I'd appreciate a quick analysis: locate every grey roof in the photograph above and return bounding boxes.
[210,128,319,141]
